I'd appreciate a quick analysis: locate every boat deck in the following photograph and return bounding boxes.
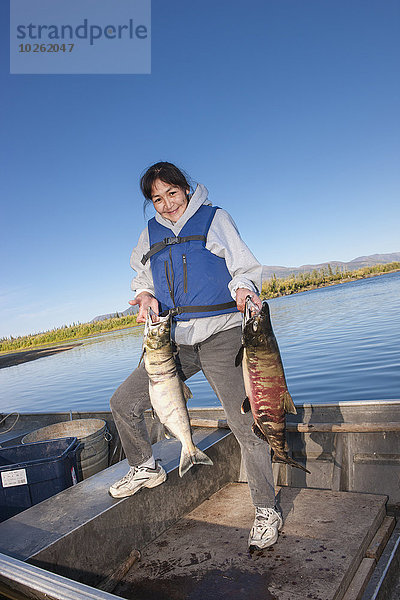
[0,409,399,600]
[113,483,387,600]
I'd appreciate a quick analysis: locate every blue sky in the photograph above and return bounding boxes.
[1,0,399,338]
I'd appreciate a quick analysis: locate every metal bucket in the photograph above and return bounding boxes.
[22,419,110,480]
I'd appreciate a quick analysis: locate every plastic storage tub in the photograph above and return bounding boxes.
[0,437,80,522]
[22,418,109,479]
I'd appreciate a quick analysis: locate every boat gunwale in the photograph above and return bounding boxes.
[0,551,121,600]
[1,398,400,421]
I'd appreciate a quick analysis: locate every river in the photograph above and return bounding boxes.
[1,271,399,413]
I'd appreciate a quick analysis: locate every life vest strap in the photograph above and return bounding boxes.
[169,300,237,318]
[141,235,206,265]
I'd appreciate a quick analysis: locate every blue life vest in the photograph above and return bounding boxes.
[142,205,238,320]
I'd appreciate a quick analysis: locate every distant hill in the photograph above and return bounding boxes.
[91,252,400,321]
[90,304,138,323]
[261,252,400,281]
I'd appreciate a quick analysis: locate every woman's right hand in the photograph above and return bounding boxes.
[129,292,159,323]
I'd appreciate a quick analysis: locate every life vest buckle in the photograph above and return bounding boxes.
[164,237,181,246]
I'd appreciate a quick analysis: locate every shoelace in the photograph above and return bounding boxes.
[118,469,136,485]
[118,465,156,486]
[122,466,143,481]
[255,507,279,525]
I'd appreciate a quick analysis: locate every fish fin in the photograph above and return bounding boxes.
[241,397,251,414]
[252,422,269,443]
[272,452,310,474]
[163,425,176,440]
[234,346,244,367]
[179,446,213,477]
[181,380,193,400]
[283,390,297,415]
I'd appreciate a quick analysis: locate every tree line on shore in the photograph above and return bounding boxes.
[261,261,400,298]
[0,314,138,353]
[1,261,399,354]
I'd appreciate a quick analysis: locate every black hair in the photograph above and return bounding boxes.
[140,162,192,210]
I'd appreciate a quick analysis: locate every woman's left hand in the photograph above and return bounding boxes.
[235,288,262,313]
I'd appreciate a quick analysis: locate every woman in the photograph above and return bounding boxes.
[109,162,282,549]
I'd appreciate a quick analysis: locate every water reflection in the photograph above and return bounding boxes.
[1,272,399,412]
[269,271,400,404]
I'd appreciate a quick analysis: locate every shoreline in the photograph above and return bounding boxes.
[0,325,143,369]
[1,269,398,369]
[261,267,400,299]
[0,344,83,369]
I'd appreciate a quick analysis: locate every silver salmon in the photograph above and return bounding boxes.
[236,297,310,473]
[143,309,213,477]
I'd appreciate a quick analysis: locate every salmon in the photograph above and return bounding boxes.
[236,297,310,473]
[143,309,213,477]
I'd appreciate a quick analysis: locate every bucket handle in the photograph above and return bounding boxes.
[72,440,83,454]
[0,413,20,435]
[104,429,112,442]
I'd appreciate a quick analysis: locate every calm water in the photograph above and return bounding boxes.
[1,271,399,413]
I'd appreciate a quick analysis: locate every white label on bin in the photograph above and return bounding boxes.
[1,469,28,488]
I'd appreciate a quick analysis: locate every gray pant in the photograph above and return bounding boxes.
[110,326,275,507]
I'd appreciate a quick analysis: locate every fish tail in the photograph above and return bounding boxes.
[179,446,213,477]
[272,452,310,474]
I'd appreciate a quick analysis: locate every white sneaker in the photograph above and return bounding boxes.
[248,506,283,550]
[109,463,167,498]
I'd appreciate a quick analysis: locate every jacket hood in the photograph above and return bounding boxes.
[154,183,211,235]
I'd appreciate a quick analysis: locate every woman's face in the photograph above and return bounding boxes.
[151,178,189,223]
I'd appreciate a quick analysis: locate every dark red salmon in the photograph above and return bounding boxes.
[236,298,310,473]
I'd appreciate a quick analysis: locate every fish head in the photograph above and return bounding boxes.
[143,309,171,351]
[242,298,272,347]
